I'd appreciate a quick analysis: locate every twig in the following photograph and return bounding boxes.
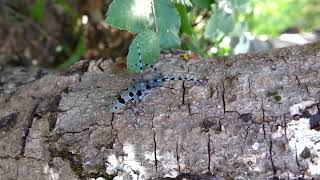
[151,0,158,33]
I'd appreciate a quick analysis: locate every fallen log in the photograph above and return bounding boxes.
[1,42,320,179]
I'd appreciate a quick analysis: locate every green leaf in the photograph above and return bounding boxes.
[155,0,181,49]
[176,4,193,35]
[192,0,214,9]
[58,38,86,68]
[105,0,152,33]
[29,0,45,23]
[105,0,181,48]
[204,7,235,40]
[127,30,160,73]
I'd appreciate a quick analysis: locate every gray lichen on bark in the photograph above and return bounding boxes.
[1,42,320,179]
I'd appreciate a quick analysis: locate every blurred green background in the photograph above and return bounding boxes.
[0,0,319,69]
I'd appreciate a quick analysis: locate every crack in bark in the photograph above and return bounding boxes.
[153,129,158,172]
[283,115,289,143]
[20,102,39,157]
[244,122,253,141]
[262,124,266,139]
[58,127,90,135]
[294,75,301,86]
[305,84,310,94]
[284,162,290,179]
[207,132,211,172]
[218,118,222,132]
[295,74,311,95]
[261,100,267,139]
[46,95,62,131]
[97,60,105,72]
[181,81,185,105]
[110,113,117,149]
[222,83,226,115]
[294,144,301,171]
[187,103,192,116]
[151,114,158,172]
[175,142,181,173]
[208,85,214,99]
[57,121,112,136]
[0,155,19,160]
[269,137,276,175]
[247,77,252,94]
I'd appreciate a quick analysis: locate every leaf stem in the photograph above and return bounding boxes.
[151,0,158,33]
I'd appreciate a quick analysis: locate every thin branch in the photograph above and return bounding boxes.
[151,0,158,33]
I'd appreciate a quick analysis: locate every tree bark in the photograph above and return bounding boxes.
[1,42,320,179]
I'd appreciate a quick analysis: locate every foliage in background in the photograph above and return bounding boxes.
[105,0,320,73]
[247,0,320,36]
[105,0,252,73]
[29,0,45,23]
[27,0,86,68]
[58,37,86,68]
[54,0,87,69]
[22,0,320,69]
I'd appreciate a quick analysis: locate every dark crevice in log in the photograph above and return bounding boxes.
[20,103,38,157]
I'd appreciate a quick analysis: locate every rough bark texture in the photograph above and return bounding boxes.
[1,42,320,180]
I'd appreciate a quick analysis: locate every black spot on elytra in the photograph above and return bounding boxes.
[161,78,166,82]
[170,77,175,80]
[178,77,182,80]
[146,85,151,90]
[129,92,134,97]
[137,90,142,96]
[117,97,126,104]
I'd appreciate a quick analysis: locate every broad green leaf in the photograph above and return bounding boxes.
[204,7,235,40]
[127,30,160,73]
[176,4,193,35]
[192,0,214,9]
[105,0,152,33]
[155,0,181,49]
